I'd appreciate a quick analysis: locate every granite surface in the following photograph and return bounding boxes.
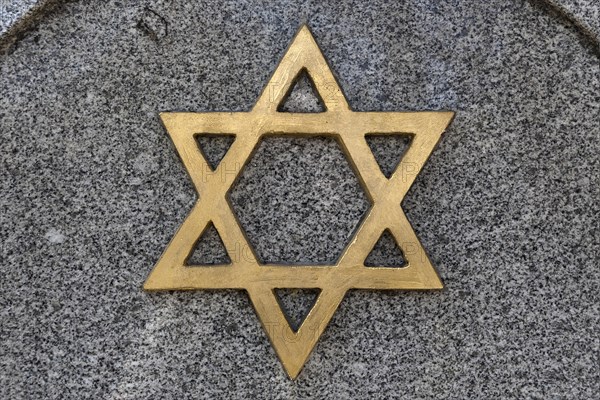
[0,0,37,34]
[0,0,58,40]
[1,0,599,399]
[548,0,600,39]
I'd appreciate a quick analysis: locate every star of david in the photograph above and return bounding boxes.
[144,25,454,379]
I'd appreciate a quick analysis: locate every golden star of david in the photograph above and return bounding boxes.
[144,25,454,379]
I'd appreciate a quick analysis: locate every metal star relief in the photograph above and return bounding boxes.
[144,25,454,379]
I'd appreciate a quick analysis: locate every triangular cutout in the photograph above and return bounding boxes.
[365,134,412,178]
[277,69,325,113]
[186,222,231,266]
[195,134,235,170]
[274,288,321,332]
[364,229,406,268]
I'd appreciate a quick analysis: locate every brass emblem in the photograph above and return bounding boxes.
[144,25,454,379]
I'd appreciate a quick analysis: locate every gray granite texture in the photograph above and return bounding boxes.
[0,0,37,34]
[1,0,599,399]
[0,0,57,37]
[547,0,600,39]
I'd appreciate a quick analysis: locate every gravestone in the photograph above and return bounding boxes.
[1,0,598,398]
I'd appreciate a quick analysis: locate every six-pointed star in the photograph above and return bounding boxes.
[144,25,454,379]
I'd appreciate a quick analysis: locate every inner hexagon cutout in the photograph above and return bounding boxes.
[228,135,370,265]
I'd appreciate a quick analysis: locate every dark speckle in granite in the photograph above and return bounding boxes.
[0,0,599,398]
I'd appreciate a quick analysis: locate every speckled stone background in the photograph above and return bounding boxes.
[1,0,599,399]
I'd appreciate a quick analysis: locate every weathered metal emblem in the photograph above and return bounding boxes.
[144,25,454,379]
